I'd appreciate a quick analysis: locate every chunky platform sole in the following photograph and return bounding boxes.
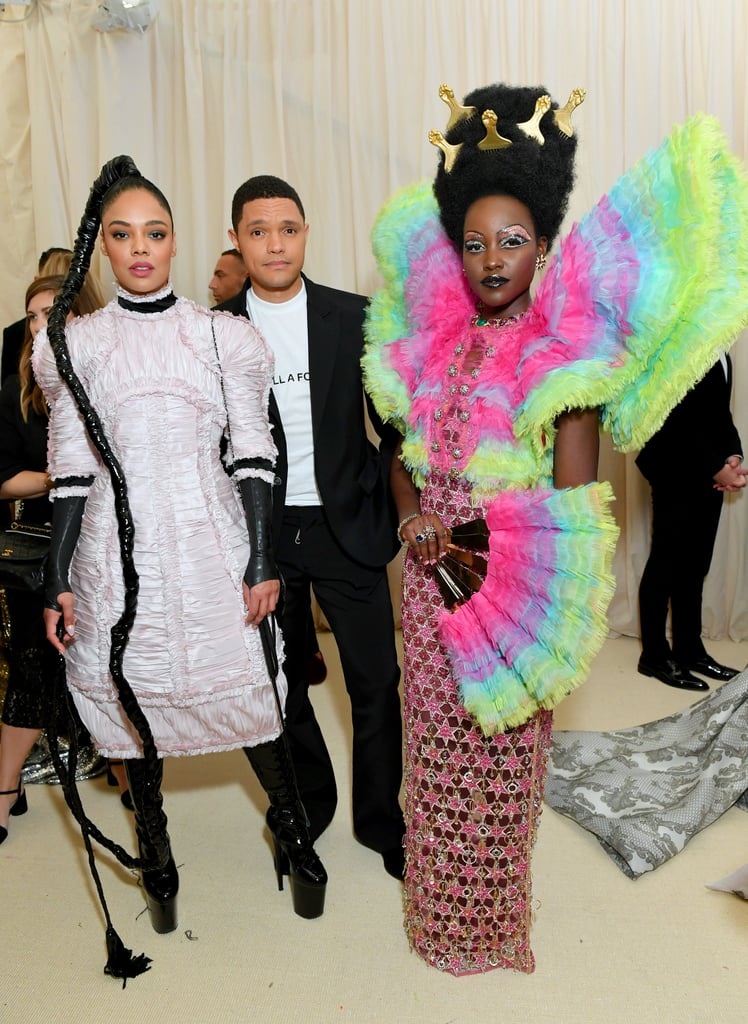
[144,890,178,933]
[272,836,327,919]
[141,856,179,933]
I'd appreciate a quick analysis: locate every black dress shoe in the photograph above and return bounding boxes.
[382,846,405,880]
[688,658,740,681]
[637,656,709,691]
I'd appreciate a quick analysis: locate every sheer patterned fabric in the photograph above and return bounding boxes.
[402,474,553,975]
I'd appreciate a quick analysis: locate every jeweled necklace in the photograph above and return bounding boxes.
[470,308,527,329]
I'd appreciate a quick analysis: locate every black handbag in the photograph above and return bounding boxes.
[0,521,52,594]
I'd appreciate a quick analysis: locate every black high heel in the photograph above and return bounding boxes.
[244,737,327,920]
[247,619,327,918]
[267,806,328,919]
[124,759,179,933]
[0,782,28,845]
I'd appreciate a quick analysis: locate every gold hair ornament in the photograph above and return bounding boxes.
[438,83,477,130]
[429,130,463,173]
[477,110,512,151]
[553,88,586,138]
[430,84,586,174]
[517,95,552,145]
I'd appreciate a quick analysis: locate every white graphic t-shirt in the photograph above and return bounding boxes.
[246,283,321,505]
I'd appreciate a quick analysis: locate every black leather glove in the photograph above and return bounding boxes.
[44,493,88,611]
[236,476,277,588]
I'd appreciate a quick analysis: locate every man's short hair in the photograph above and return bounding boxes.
[231,175,305,231]
[221,248,245,262]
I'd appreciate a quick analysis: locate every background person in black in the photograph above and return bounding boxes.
[208,247,249,305]
[636,357,746,690]
[1,249,76,386]
[217,175,406,878]
[0,274,103,842]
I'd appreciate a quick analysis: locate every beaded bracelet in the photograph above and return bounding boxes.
[397,513,420,544]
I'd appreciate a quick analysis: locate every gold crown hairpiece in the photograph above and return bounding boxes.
[429,84,585,171]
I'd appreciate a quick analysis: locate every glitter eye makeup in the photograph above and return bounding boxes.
[497,224,532,245]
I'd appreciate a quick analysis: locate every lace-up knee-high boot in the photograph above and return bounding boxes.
[124,758,179,933]
[244,737,327,919]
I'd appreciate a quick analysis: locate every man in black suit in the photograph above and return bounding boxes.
[636,356,746,691]
[216,175,405,878]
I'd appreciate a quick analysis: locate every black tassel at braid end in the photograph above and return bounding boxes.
[104,926,152,987]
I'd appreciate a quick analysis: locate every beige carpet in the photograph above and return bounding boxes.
[2,632,747,1024]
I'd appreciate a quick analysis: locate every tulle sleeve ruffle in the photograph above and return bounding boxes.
[363,180,479,489]
[516,114,748,452]
[363,180,470,439]
[438,483,618,735]
[365,117,748,457]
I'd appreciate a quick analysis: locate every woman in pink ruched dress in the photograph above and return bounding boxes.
[33,157,325,982]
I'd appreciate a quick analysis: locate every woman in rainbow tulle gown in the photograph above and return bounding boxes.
[363,82,748,974]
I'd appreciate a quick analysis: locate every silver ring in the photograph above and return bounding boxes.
[423,524,437,540]
[414,532,426,543]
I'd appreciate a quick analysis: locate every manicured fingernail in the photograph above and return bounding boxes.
[67,625,75,636]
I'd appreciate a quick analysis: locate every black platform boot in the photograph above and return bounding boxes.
[124,758,179,934]
[244,737,327,919]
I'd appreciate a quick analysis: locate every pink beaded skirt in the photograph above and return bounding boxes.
[402,474,553,974]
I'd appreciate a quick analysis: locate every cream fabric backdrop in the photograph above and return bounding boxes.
[1,0,747,640]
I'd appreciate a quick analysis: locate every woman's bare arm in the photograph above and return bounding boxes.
[553,408,600,488]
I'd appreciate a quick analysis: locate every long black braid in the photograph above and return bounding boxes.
[45,155,166,983]
[48,157,162,762]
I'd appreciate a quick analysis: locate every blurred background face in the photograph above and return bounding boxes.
[26,289,60,339]
[209,251,248,304]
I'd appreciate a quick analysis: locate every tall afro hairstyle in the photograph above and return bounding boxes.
[432,83,580,251]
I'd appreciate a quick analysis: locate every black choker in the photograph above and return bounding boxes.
[117,292,178,314]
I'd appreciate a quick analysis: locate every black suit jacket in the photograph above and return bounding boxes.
[216,275,399,568]
[636,357,742,485]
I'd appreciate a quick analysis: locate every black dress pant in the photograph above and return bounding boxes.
[277,507,404,851]
[639,480,724,664]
